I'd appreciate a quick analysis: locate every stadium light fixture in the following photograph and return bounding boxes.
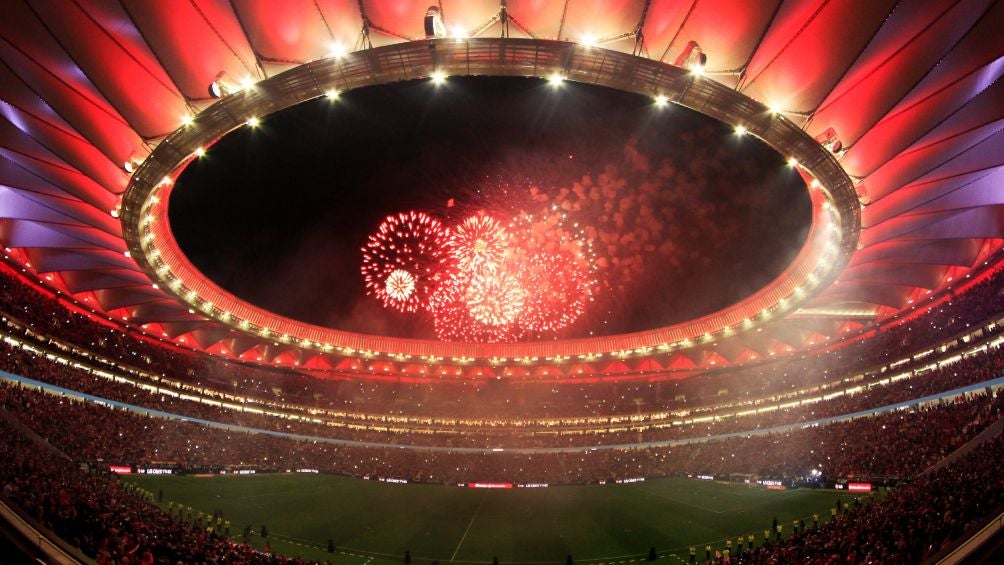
[430,70,448,85]
[734,125,747,136]
[324,89,340,100]
[815,127,844,154]
[208,71,235,98]
[451,26,467,39]
[674,40,707,75]
[580,33,597,47]
[423,6,446,38]
[788,157,799,167]
[125,39,859,364]
[328,42,348,59]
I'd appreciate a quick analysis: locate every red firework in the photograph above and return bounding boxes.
[447,214,509,273]
[429,274,522,342]
[361,203,597,342]
[360,211,449,313]
[466,270,525,326]
[506,207,597,334]
[516,250,593,333]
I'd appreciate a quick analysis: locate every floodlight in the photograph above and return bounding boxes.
[208,71,235,98]
[423,5,446,38]
[674,40,707,74]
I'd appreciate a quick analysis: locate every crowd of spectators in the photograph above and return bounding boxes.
[3,329,1002,450]
[0,266,204,378]
[3,258,1004,563]
[729,433,1004,564]
[4,262,1004,426]
[682,264,1004,408]
[3,378,1000,564]
[1,377,1000,484]
[0,416,319,564]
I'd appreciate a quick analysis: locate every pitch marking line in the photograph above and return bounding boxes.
[451,491,489,561]
[637,488,734,514]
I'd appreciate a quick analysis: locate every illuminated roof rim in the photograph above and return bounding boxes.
[121,38,859,360]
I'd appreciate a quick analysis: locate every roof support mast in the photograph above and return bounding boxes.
[355,0,412,50]
[469,1,536,40]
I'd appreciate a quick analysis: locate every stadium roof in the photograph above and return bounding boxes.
[1,0,1002,373]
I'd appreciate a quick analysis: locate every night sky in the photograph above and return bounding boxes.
[170,76,810,340]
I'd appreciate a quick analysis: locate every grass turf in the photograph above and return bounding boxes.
[124,474,865,564]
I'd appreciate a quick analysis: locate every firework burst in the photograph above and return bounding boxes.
[360,211,449,313]
[384,269,416,302]
[361,203,598,341]
[466,270,525,326]
[516,250,593,333]
[447,214,509,273]
[429,274,522,342]
[506,207,597,333]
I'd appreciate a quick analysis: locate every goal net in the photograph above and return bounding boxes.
[729,473,756,487]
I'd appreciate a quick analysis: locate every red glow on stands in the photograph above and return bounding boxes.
[334,358,361,371]
[635,358,664,372]
[299,365,698,385]
[602,361,631,373]
[0,259,199,358]
[812,256,1004,357]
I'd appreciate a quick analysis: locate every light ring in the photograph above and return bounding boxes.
[121,38,858,362]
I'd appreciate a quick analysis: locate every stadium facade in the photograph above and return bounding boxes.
[0,2,1002,378]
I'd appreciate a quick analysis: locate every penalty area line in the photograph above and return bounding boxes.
[451,491,489,561]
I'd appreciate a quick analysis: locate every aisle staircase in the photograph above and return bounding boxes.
[921,416,1004,477]
[0,405,70,460]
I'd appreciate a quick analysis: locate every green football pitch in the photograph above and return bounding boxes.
[124,474,865,564]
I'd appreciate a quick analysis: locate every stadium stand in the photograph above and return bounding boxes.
[731,434,1004,564]
[3,231,1004,564]
[2,379,1001,563]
